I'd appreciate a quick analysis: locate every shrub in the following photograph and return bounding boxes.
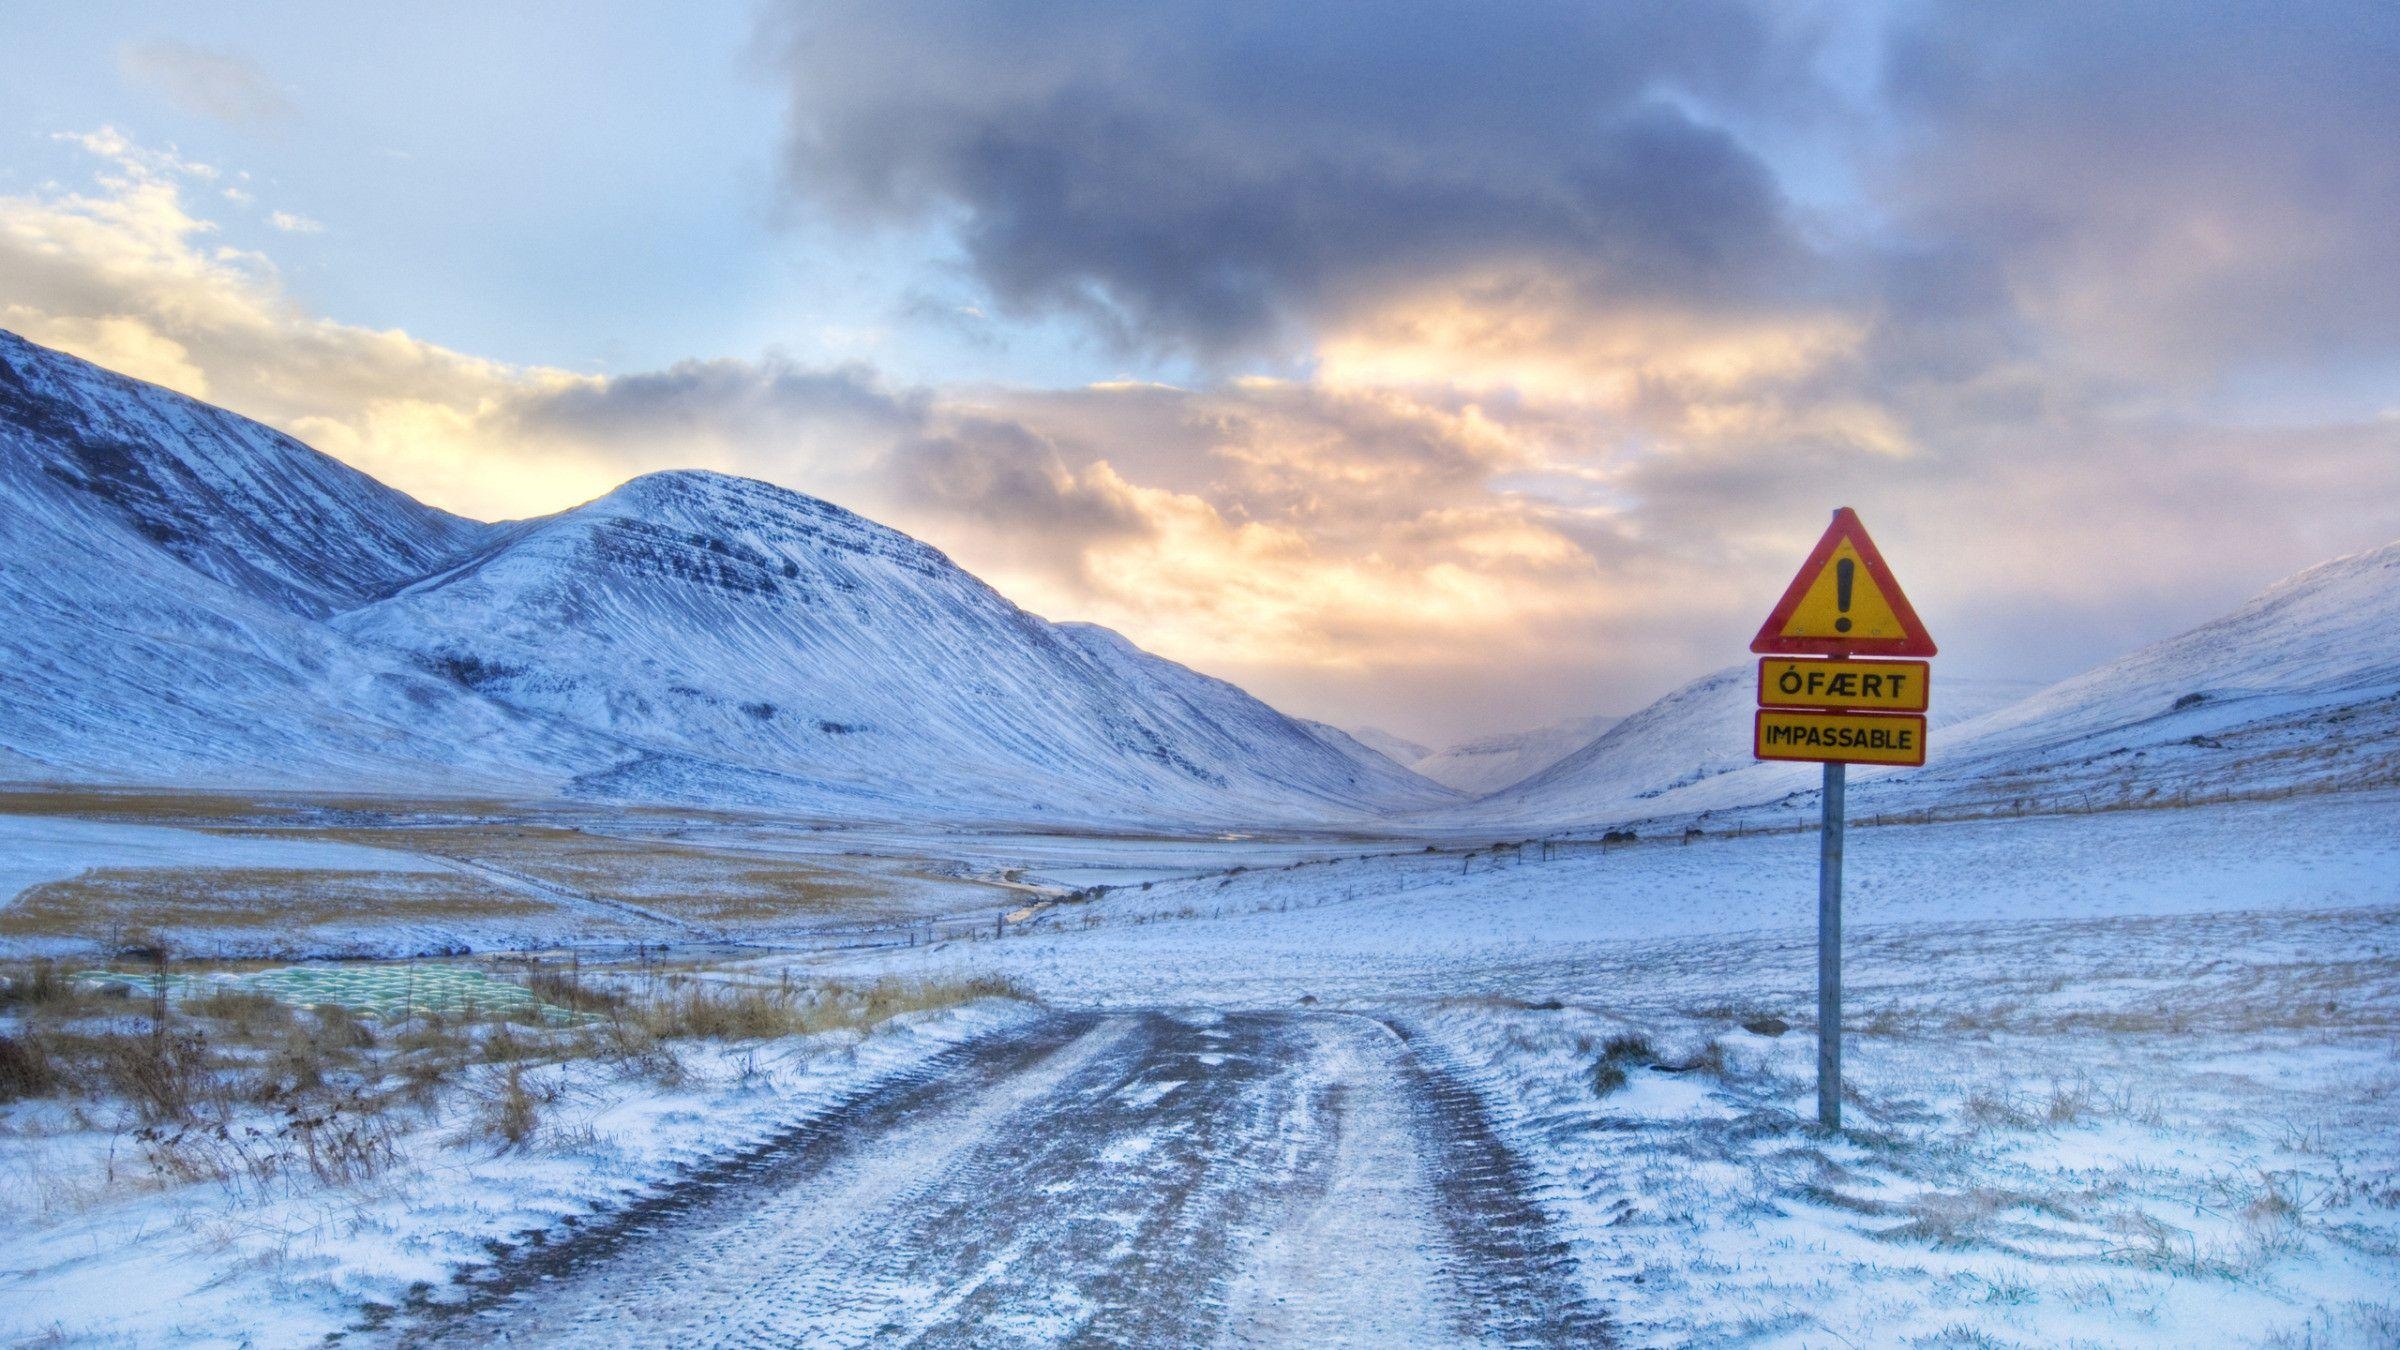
[1591,1032,1657,1098]
[1601,1032,1655,1063]
[185,986,291,1039]
[0,959,70,1010]
[92,1030,213,1123]
[0,1032,62,1101]
[482,1065,541,1152]
[521,965,627,1015]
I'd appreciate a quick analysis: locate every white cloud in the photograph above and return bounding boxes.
[117,41,295,126]
[267,210,322,234]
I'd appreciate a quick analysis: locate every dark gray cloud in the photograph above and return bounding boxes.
[768,0,1833,355]
[518,355,923,444]
[882,415,1152,546]
[768,0,2400,401]
[1875,1,2400,383]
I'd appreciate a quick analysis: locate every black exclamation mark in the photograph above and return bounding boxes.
[1834,558,1855,634]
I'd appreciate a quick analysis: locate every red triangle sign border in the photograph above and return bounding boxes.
[1750,507,1938,656]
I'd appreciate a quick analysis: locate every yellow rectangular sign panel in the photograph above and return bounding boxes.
[1757,658,1929,712]
[1754,709,1927,766]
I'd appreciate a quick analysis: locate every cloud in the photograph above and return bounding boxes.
[267,210,322,234]
[762,2,2400,412]
[740,0,2400,731]
[767,1,1833,359]
[0,130,613,516]
[1872,2,2400,391]
[9,60,2400,748]
[118,41,295,127]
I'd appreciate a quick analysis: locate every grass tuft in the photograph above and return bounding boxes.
[1591,1032,1658,1098]
[0,1031,64,1101]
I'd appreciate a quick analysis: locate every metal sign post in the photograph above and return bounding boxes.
[1750,507,1937,1134]
[1816,761,1844,1130]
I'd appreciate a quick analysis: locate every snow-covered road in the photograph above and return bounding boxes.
[390,1011,1610,1348]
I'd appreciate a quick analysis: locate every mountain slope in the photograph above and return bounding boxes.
[1056,627,1459,812]
[1898,539,2400,810]
[1412,715,1621,795]
[335,471,1455,824]
[1456,540,2399,831]
[0,332,610,791]
[0,330,497,618]
[1454,666,2040,827]
[0,331,1450,825]
[1343,726,1432,766]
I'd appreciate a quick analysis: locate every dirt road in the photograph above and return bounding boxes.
[385,1011,1609,1347]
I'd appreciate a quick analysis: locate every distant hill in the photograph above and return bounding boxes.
[1443,540,2399,830]
[1446,663,2037,827]
[1409,715,1622,795]
[1342,726,1432,766]
[1901,538,2400,813]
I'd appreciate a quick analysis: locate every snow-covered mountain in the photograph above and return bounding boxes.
[1342,726,1432,767]
[0,330,1451,826]
[1899,539,2400,812]
[11,329,2387,833]
[0,330,607,792]
[1451,539,2399,830]
[1410,715,1621,795]
[1450,663,2038,827]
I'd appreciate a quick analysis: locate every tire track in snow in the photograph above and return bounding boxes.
[380,1010,1610,1347]
[1380,1018,1617,1347]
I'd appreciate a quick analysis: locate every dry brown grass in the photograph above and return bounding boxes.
[226,820,979,928]
[0,788,529,826]
[1589,1032,1657,1098]
[2,955,1031,1200]
[2,795,1021,945]
[624,972,1029,1042]
[0,965,1045,1232]
[0,867,571,943]
[0,1031,62,1100]
[461,1063,548,1152]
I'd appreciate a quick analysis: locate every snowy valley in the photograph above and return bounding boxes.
[2,332,2396,1348]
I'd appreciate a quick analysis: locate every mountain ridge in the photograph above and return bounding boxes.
[0,330,1450,826]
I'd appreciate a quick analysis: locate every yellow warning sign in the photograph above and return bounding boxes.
[1778,540,1905,641]
[1757,658,1929,712]
[1754,709,1928,766]
[1750,507,1937,657]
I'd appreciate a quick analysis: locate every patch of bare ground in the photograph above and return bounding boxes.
[0,867,571,944]
[226,822,964,927]
[0,787,534,826]
[470,842,899,924]
[2,791,1017,934]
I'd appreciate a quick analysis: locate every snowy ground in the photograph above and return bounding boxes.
[0,814,449,912]
[3,792,2395,1345]
[0,990,1041,1346]
[0,803,1031,959]
[799,792,2400,1347]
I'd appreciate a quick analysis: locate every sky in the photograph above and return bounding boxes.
[3,1,2396,746]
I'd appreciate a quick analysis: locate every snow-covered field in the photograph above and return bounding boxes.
[1,793,2393,1344]
[0,814,449,910]
[800,792,2400,1347]
[0,987,1040,1346]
